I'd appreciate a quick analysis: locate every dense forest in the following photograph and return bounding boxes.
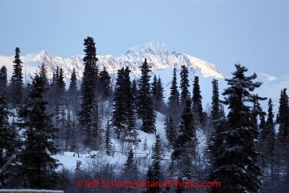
[0,37,288,193]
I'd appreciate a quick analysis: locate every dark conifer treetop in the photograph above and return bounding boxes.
[210,64,262,193]
[137,58,156,133]
[12,47,23,82]
[10,47,24,106]
[18,74,59,189]
[168,67,180,107]
[211,79,220,126]
[192,76,203,124]
[69,67,77,92]
[0,66,7,91]
[180,65,190,104]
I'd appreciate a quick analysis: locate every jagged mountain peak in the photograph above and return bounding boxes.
[126,42,168,55]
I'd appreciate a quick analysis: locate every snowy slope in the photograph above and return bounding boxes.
[53,112,208,173]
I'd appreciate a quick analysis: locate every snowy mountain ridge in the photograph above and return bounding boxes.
[0,42,225,82]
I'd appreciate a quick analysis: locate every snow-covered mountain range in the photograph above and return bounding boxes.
[0,42,224,82]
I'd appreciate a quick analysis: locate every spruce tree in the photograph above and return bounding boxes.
[251,94,266,134]
[180,65,190,105]
[211,79,220,128]
[151,75,158,107]
[164,116,177,148]
[192,76,203,125]
[105,120,113,155]
[67,68,79,111]
[39,63,48,87]
[276,90,284,124]
[112,68,127,139]
[263,99,275,153]
[0,93,18,188]
[131,79,138,111]
[172,100,197,163]
[209,64,262,193]
[112,67,136,141]
[276,89,289,191]
[144,135,163,193]
[152,75,164,111]
[10,47,23,106]
[137,59,156,133]
[99,66,111,98]
[123,149,134,172]
[18,74,59,189]
[277,89,289,144]
[152,75,158,97]
[79,37,98,146]
[68,68,77,93]
[260,98,277,192]
[58,67,66,96]
[156,77,164,104]
[168,68,180,115]
[64,111,72,151]
[124,67,136,136]
[123,149,138,182]
[0,66,7,93]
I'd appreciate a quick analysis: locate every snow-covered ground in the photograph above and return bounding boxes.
[53,111,208,173]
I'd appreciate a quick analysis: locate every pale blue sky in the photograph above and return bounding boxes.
[0,0,288,77]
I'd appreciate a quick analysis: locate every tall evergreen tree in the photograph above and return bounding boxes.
[64,111,72,151]
[39,63,48,87]
[251,94,266,133]
[49,66,66,109]
[164,116,177,148]
[105,120,113,156]
[0,66,7,93]
[211,79,220,128]
[276,89,289,191]
[112,68,127,139]
[79,37,98,146]
[168,68,180,112]
[180,65,190,105]
[277,89,289,144]
[156,77,164,103]
[123,149,138,182]
[264,98,275,140]
[58,67,66,96]
[68,68,77,93]
[151,75,158,108]
[18,74,59,189]
[112,67,136,141]
[144,135,163,193]
[209,64,262,193]
[99,66,111,98]
[52,66,59,85]
[124,67,136,135]
[137,59,156,133]
[172,100,197,162]
[260,98,278,192]
[0,93,18,188]
[10,47,23,106]
[152,75,164,111]
[67,68,79,111]
[131,79,138,111]
[192,76,203,125]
